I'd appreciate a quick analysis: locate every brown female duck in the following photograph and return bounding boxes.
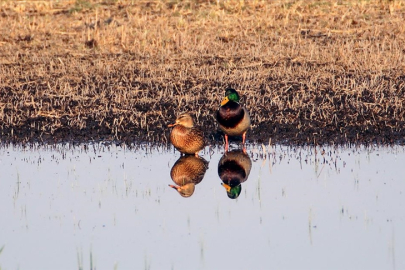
[168,113,205,156]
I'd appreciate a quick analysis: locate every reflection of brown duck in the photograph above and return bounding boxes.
[169,155,209,197]
[218,150,252,199]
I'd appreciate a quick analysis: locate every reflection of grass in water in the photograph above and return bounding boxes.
[77,249,83,270]
[144,251,151,270]
[0,245,4,270]
[90,250,94,270]
[77,247,95,270]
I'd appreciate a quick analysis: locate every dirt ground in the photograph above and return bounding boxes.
[1,0,405,146]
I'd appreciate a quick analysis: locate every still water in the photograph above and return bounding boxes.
[0,143,404,270]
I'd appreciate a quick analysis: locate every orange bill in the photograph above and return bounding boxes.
[220,97,229,106]
[221,183,231,192]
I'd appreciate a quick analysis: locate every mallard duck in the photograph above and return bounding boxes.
[218,149,252,199]
[169,155,209,197]
[216,88,251,152]
[168,113,205,156]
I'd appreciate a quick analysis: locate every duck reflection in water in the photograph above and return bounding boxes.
[218,149,252,199]
[169,155,209,198]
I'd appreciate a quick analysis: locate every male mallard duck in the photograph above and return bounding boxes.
[216,88,251,152]
[218,149,252,199]
[168,113,205,156]
[169,155,209,197]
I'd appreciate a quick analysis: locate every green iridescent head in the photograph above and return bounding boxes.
[221,183,242,199]
[221,88,240,106]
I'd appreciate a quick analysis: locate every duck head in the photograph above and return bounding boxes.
[169,183,196,198]
[168,113,195,128]
[221,183,242,199]
[221,88,240,106]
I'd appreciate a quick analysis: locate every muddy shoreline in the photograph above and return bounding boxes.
[1,117,404,147]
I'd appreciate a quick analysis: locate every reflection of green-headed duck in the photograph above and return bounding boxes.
[218,149,252,199]
[169,155,209,198]
[168,113,205,156]
[216,88,251,152]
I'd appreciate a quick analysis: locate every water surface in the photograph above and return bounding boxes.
[0,143,404,270]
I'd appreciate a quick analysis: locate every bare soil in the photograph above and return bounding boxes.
[1,0,405,146]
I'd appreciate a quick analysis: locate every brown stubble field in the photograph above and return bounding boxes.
[0,0,405,146]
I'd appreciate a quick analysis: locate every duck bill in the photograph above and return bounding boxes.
[169,184,180,190]
[167,123,177,127]
[220,97,229,106]
[221,183,231,192]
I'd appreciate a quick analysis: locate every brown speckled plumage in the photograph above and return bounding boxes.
[168,113,205,156]
[169,155,209,197]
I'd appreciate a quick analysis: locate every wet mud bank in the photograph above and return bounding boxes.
[1,110,404,146]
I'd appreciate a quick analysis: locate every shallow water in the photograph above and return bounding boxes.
[0,143,404,270]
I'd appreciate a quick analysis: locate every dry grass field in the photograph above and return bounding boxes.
[0,0,405,145]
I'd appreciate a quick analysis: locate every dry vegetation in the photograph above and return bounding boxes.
[0,0,405,145]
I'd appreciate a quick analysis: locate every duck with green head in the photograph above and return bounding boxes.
[216,88,251,152]
[218,149,252,199]
[168,113,205,156]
